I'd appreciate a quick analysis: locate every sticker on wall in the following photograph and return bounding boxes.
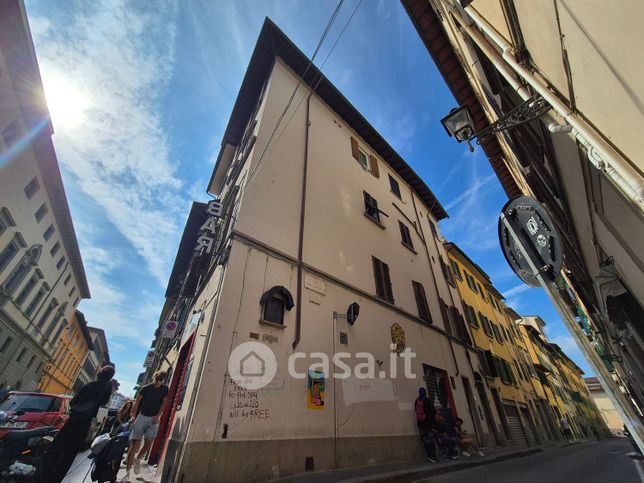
[307,370,325,410]
[390,323,406,354]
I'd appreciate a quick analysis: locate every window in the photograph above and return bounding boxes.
[260,286,294,325]
[372,256,394,302]
[389,175,401,199]
[0,239,19,273]
[26,355,36,369]
[450,260,462,280]
[24,178,40,199]
[476,283,486,301]
[69,286,76,298]
[56,256,66,270]
[0,336,13,353]
[15,270,43,306]
[464,272,478,293]
[479,312,494,337]
[492,323,504,344]
[50,241,60,257]
[34,203,48,223]
[440,258,455,286]
[1,120,21,147]
[4,261,30,295]
[412,281,431,322]
[428,220,438,238]
[26,285,47,317]
[63,274,72,286]
[0,208,16,236]
[399,221,413,249]
[363,191,381,223]
[73,297,80,307]
[350,136,380,177]
[43,224,55,241]
[37,299,58,329]
[16,348,27,362]
[463,304,479,328]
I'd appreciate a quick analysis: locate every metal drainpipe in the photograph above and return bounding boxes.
[447,1,644,205]
[293,93,312,349]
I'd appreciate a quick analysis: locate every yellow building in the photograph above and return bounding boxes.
[38,310,93,394]
[446,243,540,447]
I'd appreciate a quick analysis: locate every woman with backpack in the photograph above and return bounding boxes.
[415,387,438,463]
[43,365,115,483]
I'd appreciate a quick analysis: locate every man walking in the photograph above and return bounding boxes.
[122,371,169,482]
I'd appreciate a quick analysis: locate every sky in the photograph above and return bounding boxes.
[23,0,592,396]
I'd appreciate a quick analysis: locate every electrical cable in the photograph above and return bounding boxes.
[245,0,363,188]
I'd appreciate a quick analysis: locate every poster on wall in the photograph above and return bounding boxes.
[307,370,325,410]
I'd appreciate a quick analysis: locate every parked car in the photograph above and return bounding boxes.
[0,392,71,439]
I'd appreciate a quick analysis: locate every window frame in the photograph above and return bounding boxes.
[412,280,431,323]
[24,178,40,200]
[34,203,48,223]
[398,221,414,250]
[388,174,402,199]
[50,241,60,257]
[363,191,381,223]
[450,259,462,280]
[372,256,394,303]
[0,208,16,237]
[43,224,55,241]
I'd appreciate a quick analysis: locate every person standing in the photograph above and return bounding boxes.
[43,365,115,483]
[415,387,438,463]
[122,371,169,482]
[560,416,573,440]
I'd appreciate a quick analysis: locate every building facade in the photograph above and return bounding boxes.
[151,20,494,482]
[0,0,90,392]
[38,309,93,394]
[73,327,109,393]
[403,0,644,449]
[586,376,625,435]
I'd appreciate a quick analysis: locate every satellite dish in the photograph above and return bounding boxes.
[347,303,360,325]
[498,196,562,287]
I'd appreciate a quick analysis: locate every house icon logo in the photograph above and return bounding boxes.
[240,351,265,377]
[228,341,277,390]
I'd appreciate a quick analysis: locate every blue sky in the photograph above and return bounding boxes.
[23,0,591,395]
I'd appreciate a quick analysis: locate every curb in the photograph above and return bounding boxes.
[340,448,543,483]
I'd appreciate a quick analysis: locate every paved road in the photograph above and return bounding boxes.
[416,438,643,483]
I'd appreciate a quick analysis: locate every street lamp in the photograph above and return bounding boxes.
[441,94,551,152]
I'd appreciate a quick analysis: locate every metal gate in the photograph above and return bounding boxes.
[503,401,527,446]
[519,405,537,446]
[423,365,455,425]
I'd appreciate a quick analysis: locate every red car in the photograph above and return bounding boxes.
[0,392,71,439]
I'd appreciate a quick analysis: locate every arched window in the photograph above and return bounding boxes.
[0,232,26,275]
[3,244,41,295]
[15,269,43,307]
[260,286,294,325]
[44,302,67,342]
[37,297,58,330]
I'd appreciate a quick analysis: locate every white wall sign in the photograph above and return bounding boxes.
[305,274,327,295]
[161,320,178,339]
[195,199,223,254]
[143,350,155,368]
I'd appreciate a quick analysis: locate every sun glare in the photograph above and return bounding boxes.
[44,75,90,130]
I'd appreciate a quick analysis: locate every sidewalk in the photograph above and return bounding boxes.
[62,449,160,483]
[273,440,593,483]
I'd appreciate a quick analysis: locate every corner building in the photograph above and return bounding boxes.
[159,20,494,482]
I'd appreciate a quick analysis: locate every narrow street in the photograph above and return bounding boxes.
[415,438,643,483]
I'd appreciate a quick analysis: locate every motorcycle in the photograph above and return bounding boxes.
[0,411,57,482]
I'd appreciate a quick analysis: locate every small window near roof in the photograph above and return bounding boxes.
[24,178,40,200]
[35,203,48,222]
[260,286,294,325]
[43,224,55,241]
[389,175,401,199]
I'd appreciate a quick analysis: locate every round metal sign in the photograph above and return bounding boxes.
[498,196,562,287]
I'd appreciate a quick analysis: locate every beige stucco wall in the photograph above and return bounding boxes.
[590,392,625,431]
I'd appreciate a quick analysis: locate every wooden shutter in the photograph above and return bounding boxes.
[369,154,379,177]
[383,262,393,302]
[350,136,359,159]
[439,298,453,334]
[372,257,384,299]
[413,281,431,322]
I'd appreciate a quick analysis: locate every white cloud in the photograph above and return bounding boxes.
[30,0,183,286]
[443,174,496,211]
[503,283,532,299]
[550,334,583,359]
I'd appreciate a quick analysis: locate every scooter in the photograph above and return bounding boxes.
[0,412,57,481]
